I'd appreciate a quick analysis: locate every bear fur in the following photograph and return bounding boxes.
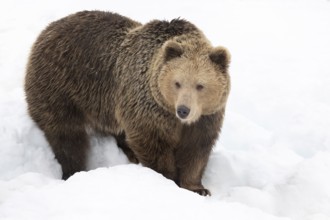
[25,11,231,196]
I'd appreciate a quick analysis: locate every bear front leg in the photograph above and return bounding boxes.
[176,145,212,196]
[126,130,178,181]
[176,117,222,195]
[113,132,139,164]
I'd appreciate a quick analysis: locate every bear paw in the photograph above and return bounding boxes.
[193,188,211,196]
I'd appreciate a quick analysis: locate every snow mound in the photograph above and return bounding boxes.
[0,166,290,220]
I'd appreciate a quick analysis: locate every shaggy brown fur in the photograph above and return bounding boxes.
[25,10,231,196]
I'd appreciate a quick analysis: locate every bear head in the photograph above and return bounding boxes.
[151,37,231,124]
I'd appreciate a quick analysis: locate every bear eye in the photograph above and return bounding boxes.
[196,84,204,91]
[175,82,181,89]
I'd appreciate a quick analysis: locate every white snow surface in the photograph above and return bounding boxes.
[1,0,330,219]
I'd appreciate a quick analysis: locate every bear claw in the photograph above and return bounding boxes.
[194,188,211,196]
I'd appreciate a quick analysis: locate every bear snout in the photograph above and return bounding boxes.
[176,105,190,119]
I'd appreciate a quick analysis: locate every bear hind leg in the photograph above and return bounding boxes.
[38,104,89,180]
[45,126,89,180]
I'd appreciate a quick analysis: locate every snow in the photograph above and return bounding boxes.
[1,0,330,219]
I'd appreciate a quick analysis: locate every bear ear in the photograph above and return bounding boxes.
[163,41,183,62]
[209,46,231,69]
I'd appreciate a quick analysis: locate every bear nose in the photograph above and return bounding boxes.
[177,105,190,119]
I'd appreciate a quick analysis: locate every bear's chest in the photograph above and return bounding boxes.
[150,116,183,148]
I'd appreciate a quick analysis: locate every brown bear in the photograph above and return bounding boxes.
[25,11,231,196]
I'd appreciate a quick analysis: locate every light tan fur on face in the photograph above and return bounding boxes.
[158,38,231,124]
